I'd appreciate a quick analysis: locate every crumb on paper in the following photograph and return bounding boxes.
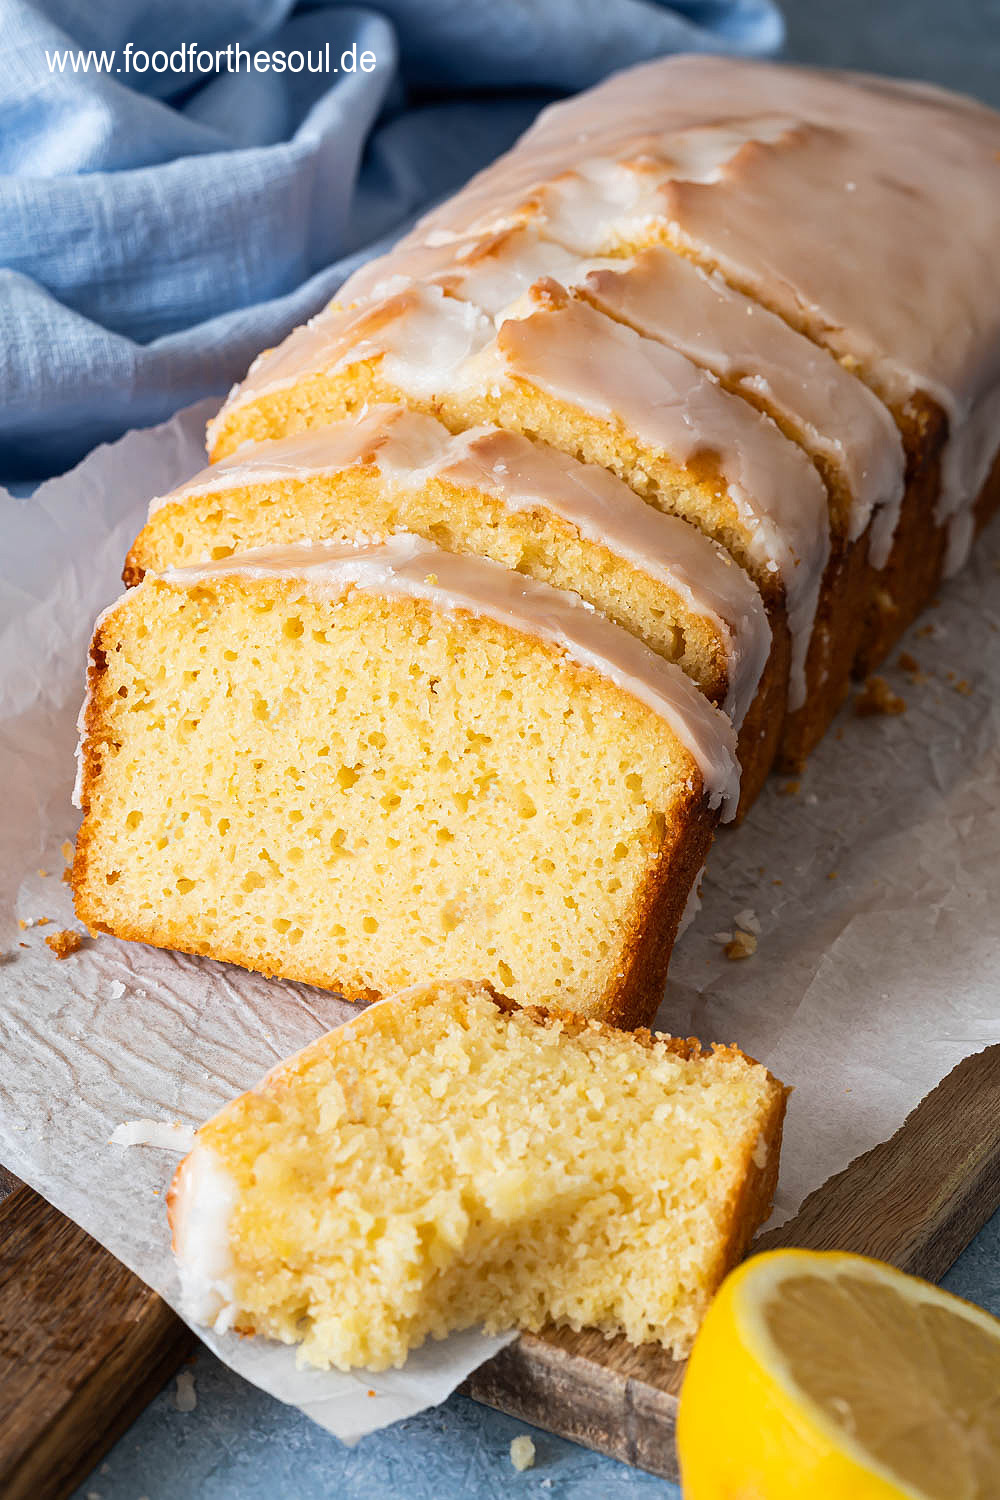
[61,840,74,862]
[37,868,48,878]
[724,931,757,961]
[711,931,733,946]
[855,675,906,717]
[45,929,83,959]
[772,878,783,886]
[108,979,126,1000]
[110,1119,196,1152]
[510,1435,536,1471]
[173,1370,197,1412]
[733,908,760,936]
[367,1388,376,1398]
[777,779,800,797]
[62,866,74,885]
[954,678,973,696]
[36,916,50,927]
[18,919,31,930]
[898,651,919,673]
[827,871,838,881]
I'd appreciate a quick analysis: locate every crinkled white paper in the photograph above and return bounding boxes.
[1,400,999,1441]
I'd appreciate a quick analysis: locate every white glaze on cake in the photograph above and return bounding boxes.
[152,405,770,724]
[325,225,903,564]
[491,288,827,706]
[155,535,742,818]
[207,279,825,708]
[409,56,1000,548]
[577,248,905,564]
[169,1144,240,1333]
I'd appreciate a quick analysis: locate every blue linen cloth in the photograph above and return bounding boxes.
[0,0,783,484]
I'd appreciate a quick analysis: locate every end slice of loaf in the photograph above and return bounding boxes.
[73,536,738,1023]
[168,979,787,1370]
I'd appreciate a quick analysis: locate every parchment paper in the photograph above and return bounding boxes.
[1,400,999,1441]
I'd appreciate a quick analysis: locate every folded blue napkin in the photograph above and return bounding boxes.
[0,0,783,484]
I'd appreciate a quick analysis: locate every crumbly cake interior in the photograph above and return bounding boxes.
[190,982,785,1369]
[75,577,702,1013]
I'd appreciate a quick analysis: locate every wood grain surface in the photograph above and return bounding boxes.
[0,1178,193,1500]
[2,1044,999,1496]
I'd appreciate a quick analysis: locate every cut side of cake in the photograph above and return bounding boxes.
[168,979,788,1369]
[73,536,739,1024]
[125,404,770,729]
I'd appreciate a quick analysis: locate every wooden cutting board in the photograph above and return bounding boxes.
[2,1044,999,1498]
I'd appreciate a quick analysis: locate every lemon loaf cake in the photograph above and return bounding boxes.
[168,979,787,1369]
[126,403,775,807]
[208,55,1000,763]
[73,536,739,1024]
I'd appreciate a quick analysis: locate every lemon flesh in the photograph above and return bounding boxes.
[677,1249,1000,1500]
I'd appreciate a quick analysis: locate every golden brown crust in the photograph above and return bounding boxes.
[595,783,716,1030]
[707,1073,788,1290]
[733,605,789,818]
[777,519,875,773]
[853,390,987,678]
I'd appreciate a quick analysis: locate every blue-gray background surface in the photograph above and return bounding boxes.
[70,1,1000,1495]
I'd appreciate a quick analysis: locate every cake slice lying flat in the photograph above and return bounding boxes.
[73,536,738,1023]
[168,979,787,1370]
[126,404,771,731]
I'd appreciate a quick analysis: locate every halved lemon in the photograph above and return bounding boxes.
[677,1248,1000,1498]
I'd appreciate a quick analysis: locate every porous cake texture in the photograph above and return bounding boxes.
[73,537,738,1024]
[126,404,778,810]
[168,980,788,1369]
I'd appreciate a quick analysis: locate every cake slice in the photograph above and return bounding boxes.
[168,979,787,1369]
[126,404,773,803]
[73,536,738,1023]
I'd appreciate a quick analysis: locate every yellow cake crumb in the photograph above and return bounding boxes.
[855,675,906,717]
[73,571,717,1023]
[724,931,757,960]
[45,929,83,959]
[510,1436,536,1471]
